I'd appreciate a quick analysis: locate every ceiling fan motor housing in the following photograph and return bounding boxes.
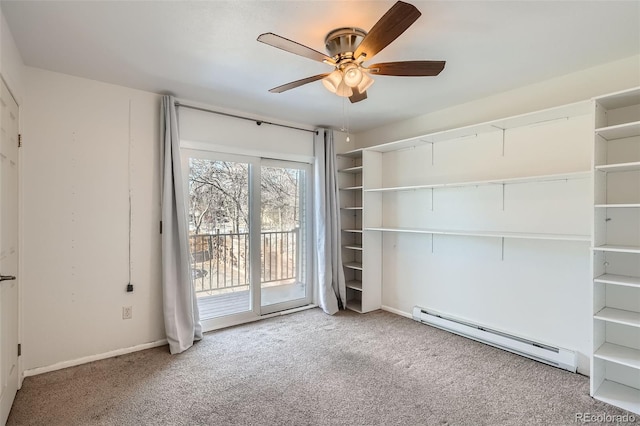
[324,28,367,61]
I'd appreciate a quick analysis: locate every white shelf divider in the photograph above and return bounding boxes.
[346,281,363,291]
[341,206,363,210]
[337,148,363,158]
[593,245,640,254]
[366,226,590,242]
[595,121,640,140]
[594,274,640,288]
[343,244,363,251]
[340,185,363,191]
[595,162,640,173]
[593,380,640,415]
[343,229,363,234]
[365,171,591,193]
[339,165,363,174]
[344,262,363,270]
[594,342,640,370]
[594,307,640,328]
[594,204,640,208]
[346,299,363,313]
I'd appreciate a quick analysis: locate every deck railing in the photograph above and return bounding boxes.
[190,229,298,294]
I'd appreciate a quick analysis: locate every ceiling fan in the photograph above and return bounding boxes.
[257,1,445,103]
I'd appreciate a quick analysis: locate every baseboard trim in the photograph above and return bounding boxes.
[381,305,413,319]
[23,339,168,378]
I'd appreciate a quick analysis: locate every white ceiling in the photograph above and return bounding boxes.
[2,1,639,133]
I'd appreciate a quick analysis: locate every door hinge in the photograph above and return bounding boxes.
[18,343,21,356]
[18,134,22,148]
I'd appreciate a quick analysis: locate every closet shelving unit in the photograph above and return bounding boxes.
[337,148,365,313]
[357,100,595,380]
[591,87,640,415]
[362,101,593,246]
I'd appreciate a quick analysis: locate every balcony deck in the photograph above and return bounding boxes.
[197,281,306,319]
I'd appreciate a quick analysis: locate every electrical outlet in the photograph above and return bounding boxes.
[122,306,132,320]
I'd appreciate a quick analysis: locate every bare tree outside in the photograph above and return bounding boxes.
[187,159,304,300]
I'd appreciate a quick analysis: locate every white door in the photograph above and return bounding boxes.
[0,78,19,425]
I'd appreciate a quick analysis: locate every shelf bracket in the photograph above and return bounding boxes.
[501,237,505,261]
[431,234,434,254]
[491,125,506,156]
[430,142,434,166]
[501,184,505,211]
[431,188,434,211]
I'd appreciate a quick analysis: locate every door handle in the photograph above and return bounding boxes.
[0,275,16,282]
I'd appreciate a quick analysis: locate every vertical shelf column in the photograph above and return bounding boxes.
[337,149,364,312]
[362,150,382,313]
[591,87,640,415]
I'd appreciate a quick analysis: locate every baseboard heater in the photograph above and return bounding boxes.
[412,306,577,373]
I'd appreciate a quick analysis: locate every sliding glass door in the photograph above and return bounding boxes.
[183,150,312,326]
[260,160,311,314]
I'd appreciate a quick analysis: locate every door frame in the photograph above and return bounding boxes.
[181,148,314,332]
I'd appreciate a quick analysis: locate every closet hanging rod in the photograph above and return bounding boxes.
[174,102,318,135]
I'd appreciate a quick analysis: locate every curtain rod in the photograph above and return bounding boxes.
[175,102,318,135]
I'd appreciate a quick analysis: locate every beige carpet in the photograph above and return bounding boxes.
[7,309,638,425]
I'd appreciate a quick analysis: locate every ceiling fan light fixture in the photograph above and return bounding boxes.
[336,80,353,97]
[321,69,343,93]
[357,71,374,92]
[342,63,363,88]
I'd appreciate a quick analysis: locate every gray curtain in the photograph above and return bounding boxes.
[160,95,203,353]
[313,129,346,314]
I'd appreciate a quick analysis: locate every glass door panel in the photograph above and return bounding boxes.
[187,156,252,319]
[260,161,311,313]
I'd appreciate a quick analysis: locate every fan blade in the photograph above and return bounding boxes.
[354,1,421,60]
[349,88,368,103]
[258,33,332,63]
[368,61,446,76]
[269,73,330,93]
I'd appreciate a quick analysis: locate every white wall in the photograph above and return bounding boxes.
[20,67,325,372]
[0,8,24,104]
[179,103,316,160]
[21,67,165,371]
[356,55,640,148]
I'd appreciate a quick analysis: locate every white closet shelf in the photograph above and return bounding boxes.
[594,87,640,110]
[337,149,363,158]
[342,229,363,234]
[343,244,363,251]
[365,227,590,242]
[595,204,640,208]
[366,101,591,152]
[594,342,640,370]
[593,245,640,254]
[346,300,363,313]
[595,162,640,173]
[364,171,591,193]
[594,307,640,328]
[593,380,640,415]
[595,121,640,140]
[341,206,363,210]
[344,262,363,270]
[594,274,640,288]
[339,165,363,174]
[346,280,363,291]
[340,186,363,191]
